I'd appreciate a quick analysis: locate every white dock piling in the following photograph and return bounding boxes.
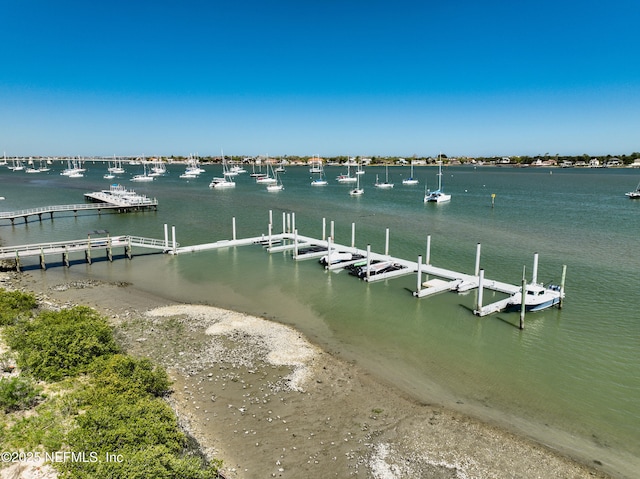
[532,253,539,284]
[171,225,177,254]
[268,223,272,249]
[474,243,481,276]
[327,236,333,266]
[366,244,371,281]
[351,222,356,249]
[164,223,169,249]
[476,269,485,312]
[560,264,567,308]
[282,212,286,234]
[426,235,431,265]
[292,212,296,233]
[416,255,423,293]
[269,209,273,227]
[294,229,299,257]
[287,213,291,233]
[330,220,335,240]
[232,217,236,241]
[385,228,390,257]
[322,218,326,241]
[519,266,526,329]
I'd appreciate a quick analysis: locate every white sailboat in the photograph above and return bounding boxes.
[374,164,394,188]
[266,164,284,191]
[131,163,154,182]
[349,170,364,196]
[402,160,419,185]
[424,159,450,203]
[310,157,328,186]
[336,162,357,183]
[108,156,125,174]
[38,159,51,172]
[210,157,237,188]
[209,176,236,188]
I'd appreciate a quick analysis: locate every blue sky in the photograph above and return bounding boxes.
[2,0,639,158]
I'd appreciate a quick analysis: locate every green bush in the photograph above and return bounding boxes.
[89,354,171,398]
[3,306,120,381]
[0,288,37,326]
[0,375,42,412]
[60,445,221,479]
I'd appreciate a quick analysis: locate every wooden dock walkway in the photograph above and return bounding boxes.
[1,185,158,225]
[0,234,170,270]
[0,201,158,225]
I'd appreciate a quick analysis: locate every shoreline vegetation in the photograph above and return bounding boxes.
[0,267,614,479]
[4,151,640,168]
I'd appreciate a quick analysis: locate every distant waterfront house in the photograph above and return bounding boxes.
[606,158,621,167]
[632,159,640,167]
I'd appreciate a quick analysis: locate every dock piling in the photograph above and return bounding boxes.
[385,228,390,257]
[39,248,46,270]
[351,222,356,249]
[232,217,237,241]
[107,235,113,262]
[474,243,481,276]
[426,235,431,265]
[559,264,567,308]
[366,244,371,281]
[322,218,326,241]
[519,267,527,329]
[416,255,423,293]
[532,253,539,284]
[164,224,169,249]
[476,269,485,312]
[172,225,177,254]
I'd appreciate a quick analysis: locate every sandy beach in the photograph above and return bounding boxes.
[3,269,613,479]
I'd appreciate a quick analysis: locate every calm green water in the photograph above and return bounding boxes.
[2,162,639,477]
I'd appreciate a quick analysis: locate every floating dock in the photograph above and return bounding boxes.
[3,210,565,323]
[168,212,566,320]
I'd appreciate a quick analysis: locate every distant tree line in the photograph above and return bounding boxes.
[165,152,640,165]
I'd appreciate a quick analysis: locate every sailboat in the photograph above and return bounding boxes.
[625,180,640,199]
[38,159,51,172]
[424,159,450,203]
[349,170,364,196]
[131,163,154,182]
[402,160,419,185]
[374,163,394,188]
[266,164,284,191]
[336,162,357,183]
[310,158,328,186]
[210,157,237,188]
[255,157,277,184]
[108,156,125,174]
